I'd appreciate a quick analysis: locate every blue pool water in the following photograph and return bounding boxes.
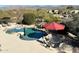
[6,28,24,33]
[28,31,47,39]
[6,28,47,40]
[23,28,47,39]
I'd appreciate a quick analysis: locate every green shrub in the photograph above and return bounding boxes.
[22,13,36,25]
[44,19,49,23]
[44,15,61,23]
[2,17,11,22]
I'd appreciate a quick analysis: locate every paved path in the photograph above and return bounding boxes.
[0,29,58,53]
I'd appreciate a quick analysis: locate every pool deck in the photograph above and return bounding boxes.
[0,25,58,53]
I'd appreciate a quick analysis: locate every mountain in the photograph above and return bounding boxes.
[0,5,64,10]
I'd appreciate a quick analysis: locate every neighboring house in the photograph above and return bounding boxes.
[70,10,79,14]
[36,16,44,23]
[48,9,59,14]
[53,14,64,19]
[35,17,45,28]
[10,17,18,23]
[48,10,53,14]
[11,17,17,20]
[54,10,59,14]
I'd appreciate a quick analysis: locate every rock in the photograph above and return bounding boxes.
[72,47,79,53]
[59,43,73,53]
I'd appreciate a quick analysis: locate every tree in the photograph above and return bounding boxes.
[66,6,74,10]
[44,14,61,23]
[64,13,79,36]
[22,13,36,25]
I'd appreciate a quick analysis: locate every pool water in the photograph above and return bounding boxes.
[24,28,47,39]
[6,27,24,34]
[6,28,48,40]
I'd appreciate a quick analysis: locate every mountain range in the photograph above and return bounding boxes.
[0,5,79,10]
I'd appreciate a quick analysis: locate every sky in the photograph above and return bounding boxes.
[0,0,79,5]
[0,0,79,8]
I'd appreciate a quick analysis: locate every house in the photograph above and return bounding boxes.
[54,10,59,14]
[48,9,59,14]
[36,18,44,23]
[48,10,53,14]
[70,10,79,14]
[53,14,64,19]
[11,17,17,20]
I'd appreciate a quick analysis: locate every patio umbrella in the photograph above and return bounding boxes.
[42,23,49,28]
[43,22,65,30]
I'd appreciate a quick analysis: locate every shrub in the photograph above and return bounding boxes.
[2,17,11,22]
[22,13,36,25]
[2,17,10,20]
[63,13,79,36]
[44,19,49,23]
[44,15,61,23]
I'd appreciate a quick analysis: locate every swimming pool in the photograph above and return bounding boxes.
[6,27,24,34]
[6,28,47,40]
[20,28,48,40]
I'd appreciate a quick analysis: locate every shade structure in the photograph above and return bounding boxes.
[42,23,49,28]
[43,22,65,30]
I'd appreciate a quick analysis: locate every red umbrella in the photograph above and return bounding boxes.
[43,22,65,30]
[42,23,49,28]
